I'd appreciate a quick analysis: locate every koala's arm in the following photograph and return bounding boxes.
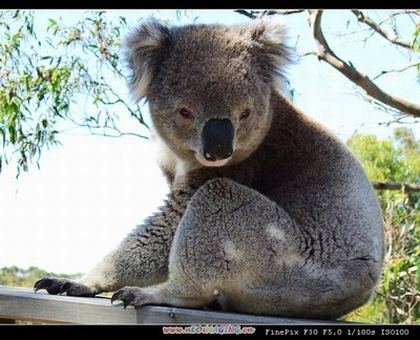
[34,170,219,296]
[86,187,197,292]
[34,187,195,296]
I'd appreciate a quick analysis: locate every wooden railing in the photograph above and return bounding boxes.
[0,286,349,324]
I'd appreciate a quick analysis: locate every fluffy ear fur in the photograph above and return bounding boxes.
[123,18,171,102]
[244,18,293,91]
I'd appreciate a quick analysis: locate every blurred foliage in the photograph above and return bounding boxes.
[0,10,148,177]
[345,127,419,324]
[0,265,81,287]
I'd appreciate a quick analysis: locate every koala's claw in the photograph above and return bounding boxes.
[34,277,63,295]
[34,277,97,297]
[111,287,149,309]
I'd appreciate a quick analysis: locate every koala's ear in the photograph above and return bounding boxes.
[123,19,171,102]
[245,18,293,89]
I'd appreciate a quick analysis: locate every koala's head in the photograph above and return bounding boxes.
[124,18,291,168]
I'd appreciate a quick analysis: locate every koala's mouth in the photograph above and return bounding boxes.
[195,153,231,167]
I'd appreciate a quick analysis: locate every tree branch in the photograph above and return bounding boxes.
[355,91,411,117]
[372,62,420,80]
[351,10,413,49]
[308,10,420,118]
[62,115,149,140]
[378,10,420,27]
[372,181,420,193]
[234,9,258,19]
[234,9,304,19]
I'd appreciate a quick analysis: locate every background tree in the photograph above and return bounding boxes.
[346,128,419,323]
[0,10,149,176]
[0,265,81,287]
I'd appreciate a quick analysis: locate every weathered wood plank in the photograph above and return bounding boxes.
[0,286,136,324]
[134,305,338,324]
[0,286,348,324]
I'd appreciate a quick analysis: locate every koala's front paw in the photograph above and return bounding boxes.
[111,287,151,309]
[34,277,97,297]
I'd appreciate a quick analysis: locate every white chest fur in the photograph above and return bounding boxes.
[152,132,198,179]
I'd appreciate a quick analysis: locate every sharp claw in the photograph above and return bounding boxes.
[34,282,41,293]
[33,278,54,292]
[111,290,122,304]
[34,286,43,293]
[110,289,144,308]
[111,290,137,308]
[34,277,99,297]
[33,279,43,289]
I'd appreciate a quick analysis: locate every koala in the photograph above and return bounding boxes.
[34,18,384,320]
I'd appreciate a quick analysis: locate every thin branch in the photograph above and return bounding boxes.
[355,90,413,118]
[270,10,305,16]
[88,129,149,140]
[106,86,150,130]
[234,10,257,19]
[301,51,317,57]
[234,9,304,20]
[308,10,420,118]
[378,10,420,27]
[361,27,378,46]
[378,11,417,26]
[351,10,413,50]
[372,181,420,193]
[377,118,420,125]
[334,27,372,38]
[372,62,420,80]
[63,115,149,140]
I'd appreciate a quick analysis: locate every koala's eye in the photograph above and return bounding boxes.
[239,109,251,121]
[179,107,194,120]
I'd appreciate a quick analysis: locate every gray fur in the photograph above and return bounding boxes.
[34,18,384,320]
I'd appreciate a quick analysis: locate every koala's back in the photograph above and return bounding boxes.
[183,94,384,317]
[171,92,384,272]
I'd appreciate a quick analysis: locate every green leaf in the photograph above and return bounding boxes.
[8,125,16,144]
[12,10,20,19]
[47,19,58,31]
[0,128,5,146]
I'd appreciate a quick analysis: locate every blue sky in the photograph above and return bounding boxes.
[0,10,418,274]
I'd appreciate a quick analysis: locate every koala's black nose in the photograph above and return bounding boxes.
[202,119,234,161]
